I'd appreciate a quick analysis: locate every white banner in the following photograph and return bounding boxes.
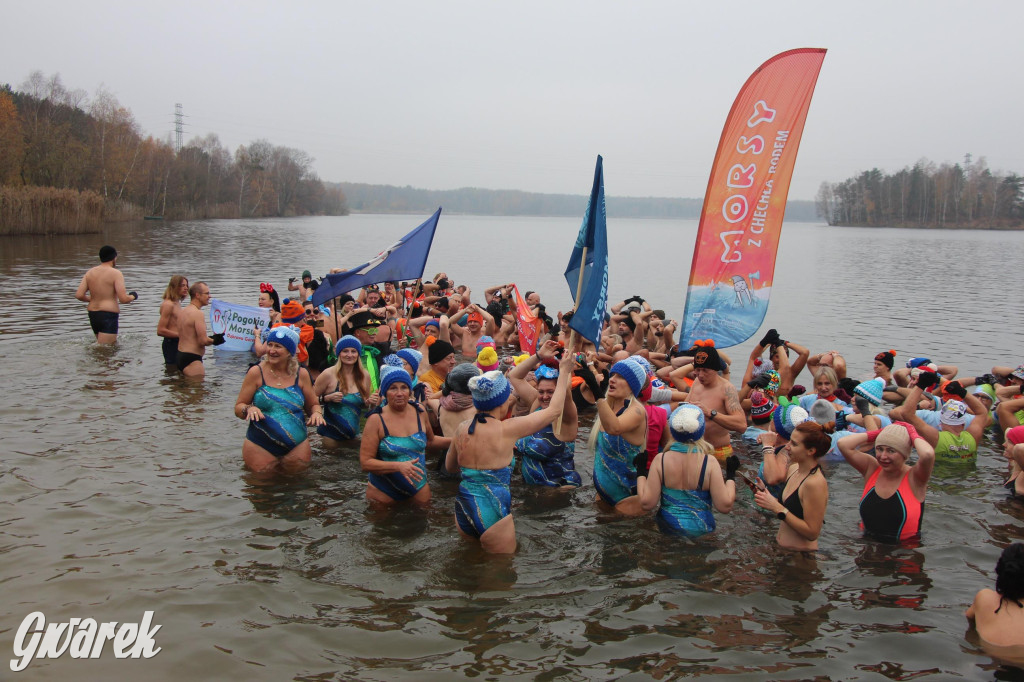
[209,299,271,352]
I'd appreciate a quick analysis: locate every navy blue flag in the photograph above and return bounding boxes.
[563,156,609,345]
[312,208,442,307]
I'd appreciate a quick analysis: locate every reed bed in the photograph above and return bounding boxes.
[0,185,106,235]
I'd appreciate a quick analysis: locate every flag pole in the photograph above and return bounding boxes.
[556,244,588,431]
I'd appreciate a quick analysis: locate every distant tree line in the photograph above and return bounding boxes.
[816,158,1024,229]
[337,183,820,221]
[0,71,347,228]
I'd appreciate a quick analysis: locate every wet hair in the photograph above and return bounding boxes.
[99,245,117,262]
[995,543,1024,613]
[163,274,188,301]
[793,421,834,458]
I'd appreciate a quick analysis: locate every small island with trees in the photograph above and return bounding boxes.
[816,156,1024,229]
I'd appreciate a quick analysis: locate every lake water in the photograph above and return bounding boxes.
[1,215,1023,679]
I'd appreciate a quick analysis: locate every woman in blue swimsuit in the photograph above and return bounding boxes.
[508,341,580,488]
[235,326,324,473]
[592,358,649,516]
[637,404,737,537]
[445,350,574,554]
[360,367,449,505]
[313,335,374,447]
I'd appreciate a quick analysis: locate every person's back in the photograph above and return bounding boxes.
[968,543,1024,649]
[75,245,136,344]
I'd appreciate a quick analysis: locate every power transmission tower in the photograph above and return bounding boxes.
[175,103,184,153]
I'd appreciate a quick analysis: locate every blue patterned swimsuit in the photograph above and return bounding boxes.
[515,412,580,487]
[317,385,363,441]
[246,367,308,458]
[455,413,514,537]
[593,404,646,506]
[656,445,715,537]
[366,407,428,501]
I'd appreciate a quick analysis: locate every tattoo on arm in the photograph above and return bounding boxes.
[724,384,742,414]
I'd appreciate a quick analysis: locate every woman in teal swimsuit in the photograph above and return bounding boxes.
[445,351,574,554]
[235,326,324,473]
[592,358,649,516]
[637,404,737,537]
[313,335,375,447]
[360,367,449,505]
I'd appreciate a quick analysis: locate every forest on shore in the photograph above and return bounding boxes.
[336,182,818,221]
[816,158,1024,229]
[0,71,347,234]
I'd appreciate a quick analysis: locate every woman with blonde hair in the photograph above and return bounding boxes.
[313,335,374,446]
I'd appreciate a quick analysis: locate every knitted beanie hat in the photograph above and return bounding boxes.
[854,377,885,406]
[266,325,299,356]
[476,347,499,372]
[773,404,810,440]
[810,399,836,425]
[875,350,896,369]
[379,367,412,397]
[443,363,481,396]
[875,423,912,457]
[750,390,776,424]
[611,359,647,397]
[280,300,305,324]
[764,370,781,399]
[475,336,496,353]
[428,339,455,365]
[334,335,362,356]
[383,354,404,368]
[669,404,706,443]
[397,348,422,375]
[469,370,511,411]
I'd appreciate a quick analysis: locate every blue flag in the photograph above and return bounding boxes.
[312,208,442,307]
[563,156,609,345]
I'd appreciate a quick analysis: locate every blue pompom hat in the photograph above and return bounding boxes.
[266,326,300,356]
[468,370,512,411]
[610,359,647,397]
[379,367,412,398]
[854,377,885,407]
[397,348,422,375]
[335,335,362,356]
[773,404,809,440]
[668,404,706,442]
[383,354,404,368]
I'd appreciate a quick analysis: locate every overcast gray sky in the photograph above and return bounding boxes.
[4,0,1022,200]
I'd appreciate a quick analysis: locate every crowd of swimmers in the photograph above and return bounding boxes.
[76,246,1024,649]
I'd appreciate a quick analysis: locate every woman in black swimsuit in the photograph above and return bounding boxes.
[754,421,831,551]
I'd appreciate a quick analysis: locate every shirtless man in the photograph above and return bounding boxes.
[177,281,222,378]
[157,275,189,365]
[453,304,497,356]
[685,344,746,463]
[74,245,138,344]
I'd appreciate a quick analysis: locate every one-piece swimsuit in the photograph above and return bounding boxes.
[515,410,580,487]
[656,445,715,537]
[455,413,513,537]
[593,404,645,506]
[246,367,307,458]
[317,383,363,441]
[366,406,427,501]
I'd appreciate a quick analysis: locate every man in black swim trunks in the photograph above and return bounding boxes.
[176,281,224,378]
[74,245,138,345]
